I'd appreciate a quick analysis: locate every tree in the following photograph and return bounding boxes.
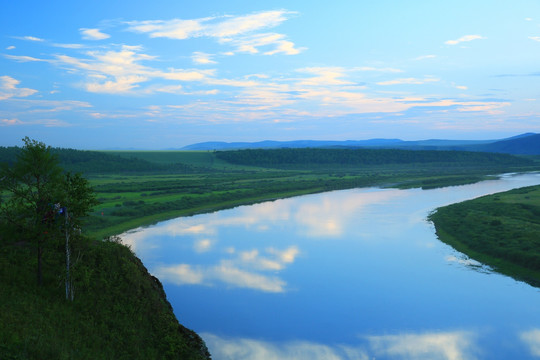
[0,137,97,291]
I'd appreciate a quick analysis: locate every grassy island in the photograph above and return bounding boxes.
[429,184,540,287]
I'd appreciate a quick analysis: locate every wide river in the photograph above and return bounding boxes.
[122,172,540,360]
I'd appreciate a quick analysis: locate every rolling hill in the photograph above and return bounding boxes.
[181,133,540,155]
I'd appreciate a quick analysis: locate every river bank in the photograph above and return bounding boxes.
[429,183,540,287]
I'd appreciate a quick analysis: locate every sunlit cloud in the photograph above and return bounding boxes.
[50,45,214,94]
[529,36,540,42]
[221,32,304,55]
[297,67,354,86]
[0,118,22,126]
[6,46,15,50]
[445,34,485,45]
[520,329,540,356]
[192,51,217,65]
[80,28,110,40]
[0,75,37,100]
[366,331,478,360]
[126,10,303,56]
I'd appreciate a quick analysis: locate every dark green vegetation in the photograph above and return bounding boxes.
[429,185,540,287]
[0,141,210,359]
[85,148,540,238]
[0,237,210,359]
[2,142,540,359]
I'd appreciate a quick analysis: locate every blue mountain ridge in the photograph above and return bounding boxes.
[180,133,540,155]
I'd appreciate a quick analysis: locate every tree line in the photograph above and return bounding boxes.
[215,148,534,168]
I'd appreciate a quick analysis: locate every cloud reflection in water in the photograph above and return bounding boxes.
[203,329,479,360]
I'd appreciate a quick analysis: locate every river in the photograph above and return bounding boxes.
[122,172,540,359]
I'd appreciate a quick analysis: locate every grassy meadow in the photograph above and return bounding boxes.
[85,149,540,239]
[429,184,540,287]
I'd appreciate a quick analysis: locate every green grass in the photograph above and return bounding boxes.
[429,184,540,286]
[84,150,540,239]
[0,235,210,359]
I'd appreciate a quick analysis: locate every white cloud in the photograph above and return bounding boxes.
[6,45,15,50]
[51,45,214,94]
[19,36,44,42]
[126,11,303,56]
[520,329,540,356]
[4,54,45,62]
[53,43,84,49]
[222,32,303,55]
[80,28,110,40]
[445,34,485,45]
[297,67,353,86]
[192,52,217,65]
[0,76,37,100]
[529,36,540,42]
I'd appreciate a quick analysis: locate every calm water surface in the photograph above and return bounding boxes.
[122,173,540,359]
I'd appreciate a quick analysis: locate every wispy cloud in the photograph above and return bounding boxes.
[126,10,303,56]
[529,36,540,42]
[51,45,215,94]
[192,51,217,65]
[16,36,44,42]
[0,75,37,100]
[445,34,485,45]
[415,54,437,60]
[0,118,22,126]
[80,28,110,40]
[203,330,479,360]
[203,333,370,360]
[377,77,440,86]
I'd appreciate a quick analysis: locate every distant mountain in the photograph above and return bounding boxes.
[180,139,403,150]
[180,133,540,155]
[469,133,540,155]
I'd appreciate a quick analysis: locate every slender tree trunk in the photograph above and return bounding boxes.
[37,238,43,286]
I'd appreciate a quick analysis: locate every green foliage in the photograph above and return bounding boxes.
[0,138,97,286]
[430,185,540,286]
[0,238,210,359]
[215,148,534,169]
[0,139,210,359]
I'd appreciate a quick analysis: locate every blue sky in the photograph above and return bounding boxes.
[1,0,539,149]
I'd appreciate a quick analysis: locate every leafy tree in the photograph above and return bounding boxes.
[0,137,98,290]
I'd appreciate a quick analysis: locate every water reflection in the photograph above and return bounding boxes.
[203,329,479,360]
[120,173,540,359]
[153,245,300,292]
[521,329,540,357]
